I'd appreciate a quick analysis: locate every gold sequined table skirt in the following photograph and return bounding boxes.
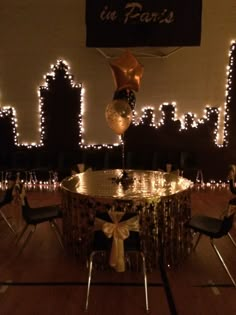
[61,169,193,269]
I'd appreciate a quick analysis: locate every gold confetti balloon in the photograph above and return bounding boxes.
[105,99,132,135]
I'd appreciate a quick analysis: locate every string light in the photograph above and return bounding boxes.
[39,59,82,148]
[0,106,18,145]
[131,103,219,145]
[222,40,235,147]
[158,102,178,128]
[181,112,198,129]
[0,41,235,150]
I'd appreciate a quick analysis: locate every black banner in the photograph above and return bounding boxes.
[86,0,202,47]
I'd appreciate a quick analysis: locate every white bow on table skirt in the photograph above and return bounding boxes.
[94,211,140,272]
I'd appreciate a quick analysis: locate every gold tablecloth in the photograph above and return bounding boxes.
[61,169,193,269]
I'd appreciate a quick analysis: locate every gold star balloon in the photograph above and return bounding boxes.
[109,50,144,92]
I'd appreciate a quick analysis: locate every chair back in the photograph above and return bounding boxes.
[96,211,137,223]
[219,212,235,236]
[94,210,140,272]
[0,187,14,207]
[22,196,30,208]
[20,196,33,224]
[229,179,236,195]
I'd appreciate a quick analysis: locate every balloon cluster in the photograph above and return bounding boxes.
[105,50,144,135]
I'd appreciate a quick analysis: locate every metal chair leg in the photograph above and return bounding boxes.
[0,209,16,234]
[140,252,149,313]
[193,233,202,250]
[16,223,29,244]
[17,225,36,255]
[210,238,236,287]
[228,232,236,248]
[85,252,96,312]
[50,220,64,249]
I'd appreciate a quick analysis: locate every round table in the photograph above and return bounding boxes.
[61,169,193,269]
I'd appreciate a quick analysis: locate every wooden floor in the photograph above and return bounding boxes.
[1,185,236,315]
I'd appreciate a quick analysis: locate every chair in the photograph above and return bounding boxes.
[0,209,15,233]
[186,211,236,286]
[180,151,202,182]
[225,177,236,246]
[219,196,236,248]
[16,196,64,254]
[85,210,149,312]
[0,176,18,234]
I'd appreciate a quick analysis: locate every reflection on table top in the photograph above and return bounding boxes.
[61,169,192,200]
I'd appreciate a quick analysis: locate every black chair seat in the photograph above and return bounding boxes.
[16,196,64,253]
[188,213,235,239]
[187,215,224,238]
[186,210,236,287]
[23,205,62,225]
